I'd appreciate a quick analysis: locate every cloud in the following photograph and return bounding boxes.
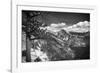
[50,23,66,27]
[40,21,90,33]
[65,21,90,32]
[45,23,67,32]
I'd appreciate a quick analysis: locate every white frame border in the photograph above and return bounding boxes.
[11,1,97,73]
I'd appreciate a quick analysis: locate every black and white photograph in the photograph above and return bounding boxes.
[22,10,90,62]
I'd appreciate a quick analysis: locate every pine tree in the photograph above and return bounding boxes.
[22,11,43,62]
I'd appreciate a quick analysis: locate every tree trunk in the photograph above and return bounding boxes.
[26,36,32,62]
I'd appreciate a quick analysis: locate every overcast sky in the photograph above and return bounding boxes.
[22,10,90,26]
[40,11,90,26]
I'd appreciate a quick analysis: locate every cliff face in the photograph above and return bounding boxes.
[22,21,90,62]
[29,28,90,62]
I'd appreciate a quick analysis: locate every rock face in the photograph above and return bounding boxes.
[30,28,90,62]
[22,21,90,62]
[31,40,49,62]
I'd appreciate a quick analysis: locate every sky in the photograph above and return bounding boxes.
[38,11,90,33]
[40,11,90,26]
[22,10,90,33]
